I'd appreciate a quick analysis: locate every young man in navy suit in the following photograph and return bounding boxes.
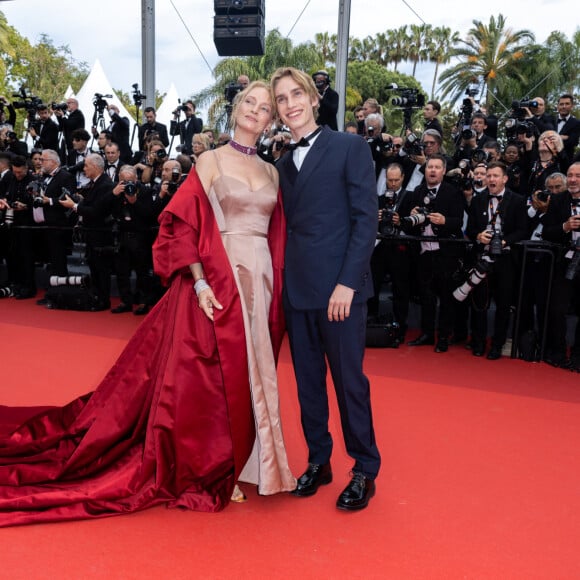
[271,67,380,511]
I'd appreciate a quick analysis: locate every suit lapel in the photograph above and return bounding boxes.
[294,127,331,192]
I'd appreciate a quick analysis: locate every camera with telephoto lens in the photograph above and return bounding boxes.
[131,83,146,107]
[402,205,431,227]
[166,167,181,195]
[565,238,580,281]
[12,86,43,112]
[49,275,90,287]
[93,93,112,113]
[379,190,399,236]
[65,161,86,174]
[453,254,494,301]
[457,159,473,190]
[0,286,13,298]
[52,102,68,112]
[390,87,425,109]
[403,132,424,156]
[58,187,81,204]
[154,149,167,161]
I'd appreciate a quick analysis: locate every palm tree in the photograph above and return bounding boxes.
[373,32,390,67]
[386,26,409,72]
[428,26,460,99]
[438,14,534,107]
[193,29,322,130]
[313,32,337,67]
[407,24,433,77]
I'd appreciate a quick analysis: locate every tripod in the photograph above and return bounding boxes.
[89,106,107,152]
[130,101,142,151]
[168,106,182,155]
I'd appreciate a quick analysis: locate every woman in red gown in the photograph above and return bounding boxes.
[0,81,295,527]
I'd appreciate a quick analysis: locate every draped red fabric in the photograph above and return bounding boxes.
[0,170,285,527]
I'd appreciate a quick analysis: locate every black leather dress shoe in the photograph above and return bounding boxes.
[36,297,48,306]
[472,343,485,357]
[336,473,376,511]
[407,334,434,346]
[434,338,448,353]
[111,303,132,314]
[291,463,332,497]
[487,346,502,360]
[133,304,150,316]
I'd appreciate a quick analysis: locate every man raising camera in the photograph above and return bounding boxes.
[54,98,85,154]
[465,162,527,359]
[170,100,202,156]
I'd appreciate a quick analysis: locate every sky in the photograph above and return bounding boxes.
[1,0,578,118]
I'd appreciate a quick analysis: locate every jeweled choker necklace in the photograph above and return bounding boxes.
[228,139,257,156]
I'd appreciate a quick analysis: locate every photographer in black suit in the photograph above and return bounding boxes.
[104,104,132,163]
[554,94,580,161]
[60,154,115,311]
[110,164,155,315]
[170,100,202,156]
[28,105,60,152]
[542,161,580,371]
[33,150,76,298]
[400,154,465,353]
[54,98,85,154]
[138,107,169,152]
[312,71,338,131]
[465,162,527,359]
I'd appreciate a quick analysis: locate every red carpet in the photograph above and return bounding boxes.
[0,299,579,579]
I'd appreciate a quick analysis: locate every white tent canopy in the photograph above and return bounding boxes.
[74,59,136,149]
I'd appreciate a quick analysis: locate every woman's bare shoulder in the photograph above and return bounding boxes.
[195,150,220,194]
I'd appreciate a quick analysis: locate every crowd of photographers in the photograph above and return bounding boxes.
[0,88,211,315]
[344,89,580,372]
[1,77,579,372]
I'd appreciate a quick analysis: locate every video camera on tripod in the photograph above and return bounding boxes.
[454,84,480,143]
[131,83,146,107]
[92,93,113,114]
[387,84,426,131]
[12,86,44,131]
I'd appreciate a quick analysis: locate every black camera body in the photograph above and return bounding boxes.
[12,86,43,112]
[225,82,243,105]
[123,181,138,196]
[536,189,551,203]
[403,132,424,156]
[93,93,113,112]
[402,206,431,227]
[131,83,146,107]
[52,102,68,112]
[489,227,503,257]
[391,88,425,109]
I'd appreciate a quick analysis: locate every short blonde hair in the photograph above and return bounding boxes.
[192,133,210,152]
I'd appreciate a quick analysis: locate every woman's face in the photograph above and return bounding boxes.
[192,140,205,155]
[503,146,519,164]
[31,153,42,168]
[233,86,273,134]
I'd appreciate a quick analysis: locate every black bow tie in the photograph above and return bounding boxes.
[286,127,322,151]
[428,188,437,195]
[490,194,503,200]
[559,117,568,123]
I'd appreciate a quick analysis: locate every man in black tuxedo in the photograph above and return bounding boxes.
[103,143,122,183]
[312,70,338,131]
[65,128,92,189]
[60,153,115,311]
[423,100,443,137]
[138,107,169,151]
[272,67,380,511]
[54,98,86,154]
[465,161,527,359]
[104,104,132,163]
[541,161,580,370]
[554,94,580,161]
[28,105,60,152]
[400,154,465,353]
[170,100,202,156]
[33,150,76,293]
[525,97,555,134]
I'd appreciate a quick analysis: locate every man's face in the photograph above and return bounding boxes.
[184,103,194,118]
[421,135,440,157]
[473,165,487,186]
[487,167,508,195]
[204,131,214,144]
[83,160,99,180]
[546,178,566,194]
[38,109,50,121]
[12,165,28,180]
[386,170,403,192]
[105,146,120,164]
[273,75,318,137]
[425,159,445,186]
[531,97,545,115]
[97,133,109,149]
[72,138,87,152]
[392,137,403,151]
[162,162,180,182]
[66,99,78,112]
[354,110,365,122]
[471,117,486,134]
[423,104,437,120]
[145,111,156,125]
[41,155,58,174]
[503,146,520,164]
[566,164,580,195]
[313,74,328,92]
[558,98,573,117]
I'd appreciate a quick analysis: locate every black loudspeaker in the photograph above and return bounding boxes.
[214,0,265,56]
[214,0,264,14]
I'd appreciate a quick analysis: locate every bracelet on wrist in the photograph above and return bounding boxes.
[194,279,210,296]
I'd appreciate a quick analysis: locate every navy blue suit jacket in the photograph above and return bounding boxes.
[277,127,377,310]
